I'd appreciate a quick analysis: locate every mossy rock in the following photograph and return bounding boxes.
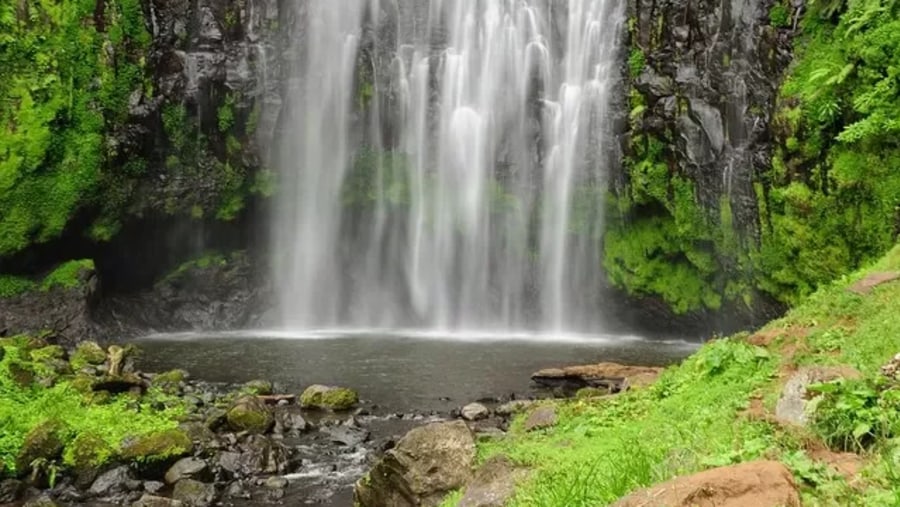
[70,341,107,370]
[7,362,35,388]
[242,379,274,396]
[120,429,192,463]
[70,374,96,394]
[226,396,274,434]
[153,369,189,394]
[64,432,114,487]
[300,385,359,411]
[15,420,66,475]
[29,346,66,363]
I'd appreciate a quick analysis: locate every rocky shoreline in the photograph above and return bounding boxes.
[2,335,646,507]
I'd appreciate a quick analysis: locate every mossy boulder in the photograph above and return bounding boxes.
[15,420,66,475]
[226,396,273,434]
[299,385,359,411]
[242,379,273,395]
[120,429,192,463]
[153,369,189,394]
[64,432,115,487]
[70,341,107,370]
[28,345,65,363]
[7,362,35,387]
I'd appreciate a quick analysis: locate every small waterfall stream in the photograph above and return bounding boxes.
[273,0,625,332]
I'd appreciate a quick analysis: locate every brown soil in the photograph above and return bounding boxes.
[805,440,865,484]
[848,271,900,295]
[746,326,810,348]
[612,460,801,507]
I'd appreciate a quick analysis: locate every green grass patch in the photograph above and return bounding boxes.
[484,244,900,506]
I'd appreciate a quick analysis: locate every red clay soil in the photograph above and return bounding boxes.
[612,461,801,507]
[848,272,900,295]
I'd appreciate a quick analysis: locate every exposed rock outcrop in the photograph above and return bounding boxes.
[612,461,801,507]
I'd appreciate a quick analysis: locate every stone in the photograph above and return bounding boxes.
[15,420,65,475]
[237,435,289,475]
[299,384,359,411]
[120,429,192,462]
[133,494,184,507]
[264,476,288,489]
[108,345,126,376]
[242,379,273,395]
[165,457,210,485]
[354,420,476,507]
[775,366,861,426]
[90,466,134,496]
[881,353,900,381]
[23,495,60,507]
[0,479,24,503]
[153,370,189,393]
[143,481,165,494]
[461,403,490,421]
[172,479,215,507]
[612,461,800,507]
[67,432,115,487]
[226,396,274,434]
[323,424,370,447]
[459,455,529,507]
[71,341,107,369]
[531,363,662,393]
[495,400,534,416]
[523,406,558,432]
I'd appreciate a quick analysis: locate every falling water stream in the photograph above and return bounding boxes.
[273,0,625,333]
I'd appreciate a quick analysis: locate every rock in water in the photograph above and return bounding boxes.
[354,420,475,507]
[132,494,184,507]
[299,384,359,410]
[461,403,490,421]
[612,461,800,507]
[226,396,274,434]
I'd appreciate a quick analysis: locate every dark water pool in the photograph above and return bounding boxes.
[135,329,699,413]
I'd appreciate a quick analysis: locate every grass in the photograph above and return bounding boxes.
[451,244,900,506]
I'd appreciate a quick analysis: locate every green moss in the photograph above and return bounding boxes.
[70,342,107,371]
[63,432,114,485]
[120,429,192,462]
[300,385,359,411]
[628,49,646,79]
[15,420,65,475]
[0,276,35,298]
[769,3,791,28]
[226,396,274,433]
[41,260,94,291]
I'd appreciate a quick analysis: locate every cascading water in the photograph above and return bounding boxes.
[273,0,624,333]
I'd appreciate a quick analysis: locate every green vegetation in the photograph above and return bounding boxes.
[458,244,900,505]
[0,259,94,299]
[0,0,150,256]
[0,338,186,477]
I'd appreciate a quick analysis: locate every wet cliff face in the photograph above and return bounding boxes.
[604,0,796,328]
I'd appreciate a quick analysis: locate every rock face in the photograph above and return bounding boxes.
[0,269,98,345]
[354,421,476,507]
[531,363,663,393]
[612,461,801,507]
[775,366,861,426]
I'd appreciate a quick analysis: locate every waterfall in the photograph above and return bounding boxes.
[273,0,624,333]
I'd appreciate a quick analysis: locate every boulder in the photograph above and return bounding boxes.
[299,384,359,411]
[495,400,534,416]
[172,479,215,507]
[612,461,800,507]
[242,379,273,395]
[15,420,65,475]
[461,403,490,421]
[531,363,662,393]
[90,466,137,496]
[121,429,192,463]
[70,341,107,370]
[67,432,115,487]
[165,458,210,485]
[23,495,60,507]
[0,479,24,503]
[458,455,528,507]
[236,435,289,475]
[775,366,861,426]
[354,420,476,507]
[226,396,274,434]
[523,406,558,432]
